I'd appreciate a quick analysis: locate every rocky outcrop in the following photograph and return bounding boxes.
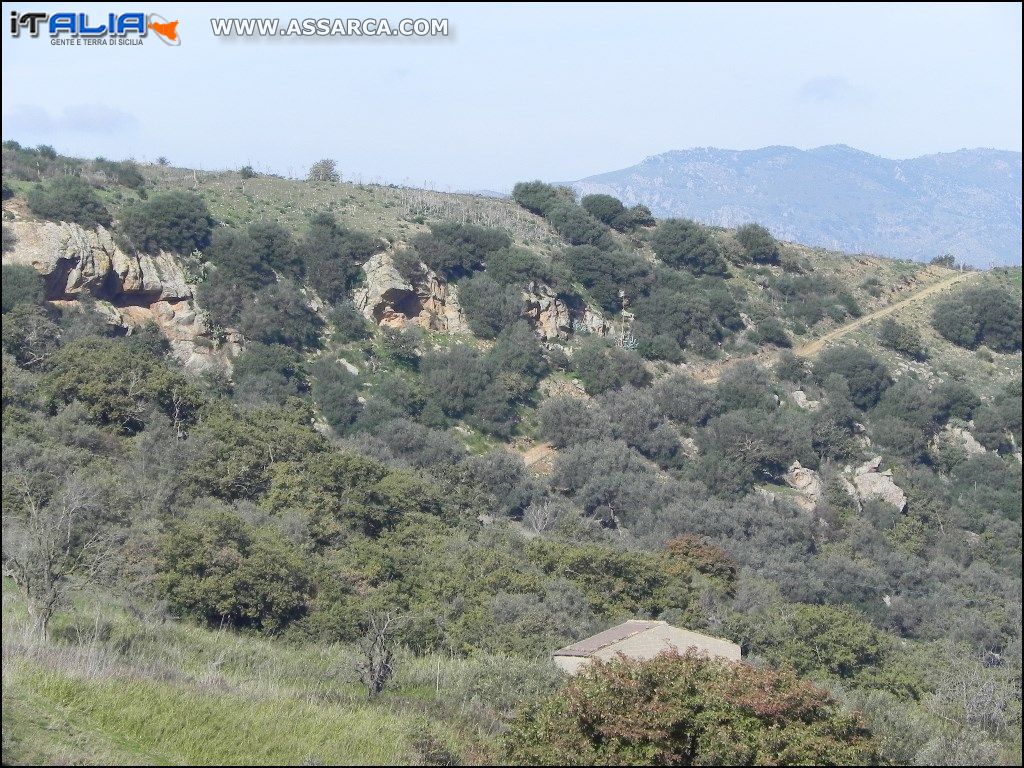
[850,456,908,512]
[355,249,611,341]
[353,251,470,334]
[791,390,821,411]
[932,424,987,458]
[784,461,824,511]
[3,220,236,373]
[4,221,190,303]
[522,281,572,340]
[116,300,241,373]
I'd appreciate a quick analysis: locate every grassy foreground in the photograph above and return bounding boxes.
[1,587,555,765]
[3,660,453,765]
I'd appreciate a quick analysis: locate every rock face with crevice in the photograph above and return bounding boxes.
[784,461,824,511]
[850,456,908,512]
[3,220,235,373]
[5,220,191,303]
[352,251,470,334]
[354,249,611,341]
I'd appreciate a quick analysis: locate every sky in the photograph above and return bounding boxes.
[2,2,1021,190]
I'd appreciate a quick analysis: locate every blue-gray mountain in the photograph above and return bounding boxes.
[569,145,1022,266]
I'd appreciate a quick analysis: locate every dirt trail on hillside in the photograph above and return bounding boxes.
[694,269,978,382]
[793,270,977,358]
[522,442,556,474]
[518,270,978,467]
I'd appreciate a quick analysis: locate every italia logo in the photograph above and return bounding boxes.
[9,11,180,45]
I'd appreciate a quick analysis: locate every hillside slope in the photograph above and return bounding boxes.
[569,145,1022,266]
[2,146,1021,766]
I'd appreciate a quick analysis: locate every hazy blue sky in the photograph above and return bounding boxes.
[2,2,1021,190]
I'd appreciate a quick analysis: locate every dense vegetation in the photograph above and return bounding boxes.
[1,146,1021,766]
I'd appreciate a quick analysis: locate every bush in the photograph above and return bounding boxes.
[239,279,323,349]
[26,176,111,227]
[240,165,257,179]
[488,321,548,397]
[93,158,145,190]
[632,281,738,356]
[599,386,681,466]
[160,505,312,633]
[559,245,650,313]
[716,362,779,412]
[571,338,650,394]
[413,222,511,279]
[545,201,608,247]
[120,191,212,253]
[538,396,610,448]
[735,223,781,264]
[421,345,491,417]
[878,318,927,360]
[458,273,523,339]
[814,346,891,409]
[330,301,371,342]
[299,213,381,303]
[41,336,203,434]
[653,372,721,427]
[232,343,304,405]
[932,286,1022,353]
[249,220,302,277]
[197,268,249,329]
[205,228,275,290]
[307,158,340,182]
[751,316,791,347]
[311,357,361,433]
[2,264,44,313]
[697,409,814,493]
[502,653,876,766]
[486,247,553,287]
[581,195,652,232]
[650,219,728,275]
[511,180,562,216]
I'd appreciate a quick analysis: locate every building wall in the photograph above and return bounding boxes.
[553,655,591,675]
[592,625,741,663]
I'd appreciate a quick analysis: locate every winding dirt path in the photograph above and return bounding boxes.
[691,269,979,382]
[793,269,977,358]
[519,269,979,465]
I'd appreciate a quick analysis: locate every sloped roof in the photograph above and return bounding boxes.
[553,620,666,657]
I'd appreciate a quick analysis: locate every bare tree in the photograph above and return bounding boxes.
[2,441,108,639]
[356,611,402,698]
[523,500,558,535]
[307,158,340,183]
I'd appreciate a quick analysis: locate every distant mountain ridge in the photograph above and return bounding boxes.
[568,145,1022,266]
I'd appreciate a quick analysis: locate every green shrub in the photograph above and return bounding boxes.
[239,280,323,350]
[93,158,145,190]
[26,176,111,227]
[735,223,781,264]
[814,346,891,409]
[459,273,523,339]
[559,245,650,313]
[120,191,212,253]
[249,220,302,277]
[41,336,203,434]
[299,213,380,303]
[932,286,1022,353]
[510,180,562,216]
[571,338,650,394]
[413,222,511,279]
[311,357,361,433]
[650,219,728,275]
[545,201,608,247]
[2,264,44,313]
[160,505,312,632]
[878,318,927,360]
